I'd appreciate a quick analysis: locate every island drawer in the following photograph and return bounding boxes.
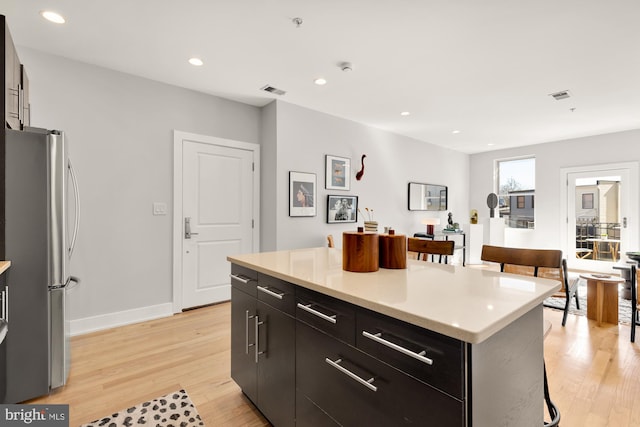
[257,273,296,315]
[296,287,356,345]
[295,389,340,427]
[230,264,258,296]
[296,321,464,427]
[356,309,465,399]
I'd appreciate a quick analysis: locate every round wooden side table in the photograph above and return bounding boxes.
[579,273,625,326]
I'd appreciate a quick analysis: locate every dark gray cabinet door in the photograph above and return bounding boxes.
[230,286,257,404]
[230,267,295,427]
[297,320,464,427]
[256,300,295,427]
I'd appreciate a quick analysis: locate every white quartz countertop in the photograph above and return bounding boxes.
[228,247,561,344]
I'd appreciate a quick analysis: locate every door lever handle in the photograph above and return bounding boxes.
[185,217,199,239]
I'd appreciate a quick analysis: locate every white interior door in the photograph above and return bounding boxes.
[174,132,259,311]
[563,163,639,272]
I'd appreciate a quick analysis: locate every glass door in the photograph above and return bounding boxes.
[564,163,639,272]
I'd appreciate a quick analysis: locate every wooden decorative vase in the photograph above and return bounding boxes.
[342,231,379,272]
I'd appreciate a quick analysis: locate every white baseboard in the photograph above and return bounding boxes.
[70,303,174,336]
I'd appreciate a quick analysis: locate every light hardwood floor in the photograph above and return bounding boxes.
[28,303,640,427]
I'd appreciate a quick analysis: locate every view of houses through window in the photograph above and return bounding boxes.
[574,176,621,262]
[496,157,535,228]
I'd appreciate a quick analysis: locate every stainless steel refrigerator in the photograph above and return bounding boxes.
[1,127,80,403]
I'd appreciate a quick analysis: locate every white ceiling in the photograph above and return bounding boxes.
[2,0,639,153]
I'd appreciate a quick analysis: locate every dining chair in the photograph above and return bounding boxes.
[480,244,563,426]
[407,237,454,264]
[480,245,579,327]
[327,235,335,248]
[631,264,639,343]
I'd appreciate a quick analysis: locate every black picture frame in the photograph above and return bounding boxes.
[325,155,351,190]
[408,182,448,211]
[289,171,317,217]
[327,195,358,223]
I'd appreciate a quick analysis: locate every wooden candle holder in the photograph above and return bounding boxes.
[379,233,407,269]
[342,231,379,272]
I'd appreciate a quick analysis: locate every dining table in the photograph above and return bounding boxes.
[586,238,620,260]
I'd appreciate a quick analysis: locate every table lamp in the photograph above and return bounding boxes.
[421,218,440,235]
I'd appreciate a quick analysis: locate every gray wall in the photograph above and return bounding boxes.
[260,102,278,252]
[20,45,640,331]
[272,101,470,250]
[20,48,261,322]
[469,129,640,249]
[19,48,471,329]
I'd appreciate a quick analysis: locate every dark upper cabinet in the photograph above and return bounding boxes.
[20,64,28,127]
[2,15,29,130]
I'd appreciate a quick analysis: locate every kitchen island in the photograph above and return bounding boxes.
[228,247,560,427]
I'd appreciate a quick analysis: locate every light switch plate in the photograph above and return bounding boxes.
[153,202,167,216]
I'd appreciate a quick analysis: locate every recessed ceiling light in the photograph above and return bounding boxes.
[452,130,460,134]
[400,111,411,116]
[487,143,495,146]
[40,10,65,24]
[188,58,204,66]
[314,78,327,86]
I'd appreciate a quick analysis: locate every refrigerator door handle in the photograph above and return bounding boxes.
[68,159,80,258]
[66,276,80,290]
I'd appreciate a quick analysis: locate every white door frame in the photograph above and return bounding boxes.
[172,130,260,313]
[560,161,639,271]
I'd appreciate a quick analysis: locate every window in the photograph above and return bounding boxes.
[582,193,594,209]
[496,157,535,228]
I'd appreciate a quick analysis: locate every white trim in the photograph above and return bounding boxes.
[70,303,173,336]
[172,130,260,313]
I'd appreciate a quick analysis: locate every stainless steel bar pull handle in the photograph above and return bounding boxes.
[0,288,6,321]
[297,303,337,324]
[362,330,433,365]
[257,285,284,300]
[245,310,255,355]
[230,274,252,284]
[255,316,265,363]
[325,358,378,392]
[184,217,199,239]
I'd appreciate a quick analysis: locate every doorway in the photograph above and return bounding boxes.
[172,131,260,312]
[561,162,639,273]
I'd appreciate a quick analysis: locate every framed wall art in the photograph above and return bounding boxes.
[327,195,358,223]
[289,171,317,217]
[325,155,350,190]
[408,182,448,211]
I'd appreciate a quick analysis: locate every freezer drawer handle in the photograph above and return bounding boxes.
[362,330,433,365]
[297,303,337,324]
[325,358,378,392]
[257,285,285,300]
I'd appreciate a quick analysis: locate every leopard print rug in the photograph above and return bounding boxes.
[80,389,205,427]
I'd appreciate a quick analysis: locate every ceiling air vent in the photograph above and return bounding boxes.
[549,90,571,101]
[260,85,286,96]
